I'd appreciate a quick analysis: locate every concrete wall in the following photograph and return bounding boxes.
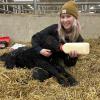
[0,14,100,42]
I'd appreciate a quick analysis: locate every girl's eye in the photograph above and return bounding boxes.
[60,16,65,19]
[66,15,71,18]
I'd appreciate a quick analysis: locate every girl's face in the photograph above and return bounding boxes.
[60,13,74,30]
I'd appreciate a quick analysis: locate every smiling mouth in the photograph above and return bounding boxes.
[64,25,70,28]
[63,23,71,26]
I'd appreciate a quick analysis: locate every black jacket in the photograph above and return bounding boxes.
[31,24,84,66]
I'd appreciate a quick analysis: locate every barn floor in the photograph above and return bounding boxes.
[0,38,100,100]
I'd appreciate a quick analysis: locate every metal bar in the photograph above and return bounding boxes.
[0,2,33,5]
[0,2,100,5]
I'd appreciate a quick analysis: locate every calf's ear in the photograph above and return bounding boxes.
[45,36,60,52]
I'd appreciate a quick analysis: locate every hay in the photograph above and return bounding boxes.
[0,38,100,100]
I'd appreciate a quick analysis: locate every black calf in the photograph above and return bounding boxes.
[0,36,77,86]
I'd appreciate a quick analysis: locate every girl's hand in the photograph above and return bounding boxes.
[40,49,52,57]
[69,50,79,58]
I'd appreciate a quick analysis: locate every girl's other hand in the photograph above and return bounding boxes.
[40,49,52,57]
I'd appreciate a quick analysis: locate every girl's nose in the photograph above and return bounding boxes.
[63,17,68,22]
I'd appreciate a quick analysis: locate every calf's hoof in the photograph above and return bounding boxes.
[67,76,78,86]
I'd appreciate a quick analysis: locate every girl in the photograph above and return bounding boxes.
[31,1,84,86]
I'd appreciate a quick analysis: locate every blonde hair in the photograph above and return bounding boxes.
[58,18,81,42]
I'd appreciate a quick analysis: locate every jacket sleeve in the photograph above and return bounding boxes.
[31,30,50,53]
[31,32,43,54]
[31,24,59,53]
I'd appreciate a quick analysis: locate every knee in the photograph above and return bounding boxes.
[32,67,50,82]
